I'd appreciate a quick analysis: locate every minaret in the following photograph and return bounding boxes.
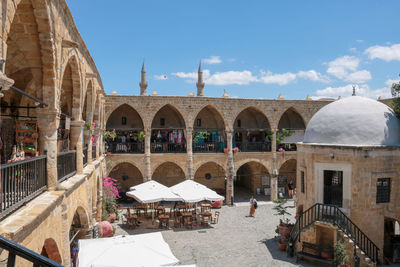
[352,85,356,96]
[139,61,148,96]
[196,61,205,96]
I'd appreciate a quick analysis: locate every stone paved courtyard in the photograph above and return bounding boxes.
[113,200,317,267]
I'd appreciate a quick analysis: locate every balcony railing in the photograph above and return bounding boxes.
[193,141,225,153]
[92,146,96,160]
[235,142,271,152]
[83,146,88,166]
[57,150,76,182]
[0,156,47,219]
[107,142,144,154]
[151,142,186,153]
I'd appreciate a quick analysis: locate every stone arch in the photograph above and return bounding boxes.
[93,93,101,125]
[235,161,270,195]
[108,162,144,192]
[82,80,94,123]
[60,54,82,120]
[278,107,306,130]
[193,105,226,130]
[233,106,271,130]
[106,158,145,177]
[152,162,186,187]
[40,238,62,264]
[278,159,297,192]
[106,104,144,130]
[234,159,271,174]
[70,206,90,231]
[151,104,186,129]
[194,162,226,195]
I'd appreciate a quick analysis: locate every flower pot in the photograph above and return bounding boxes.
[321,251,333,259]
[278,224,293,240]
[107,212,116,223]
[278,240,287,251]
[98,221,113,237]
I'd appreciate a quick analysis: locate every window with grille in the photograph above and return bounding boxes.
[237,120,241,127]
[301,171,305,193]
[160,118,165,126]
[376,178,391,203]
[121,117,127,125]
[197,119,201,127]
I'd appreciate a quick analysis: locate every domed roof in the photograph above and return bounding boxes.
[303,96,400,146]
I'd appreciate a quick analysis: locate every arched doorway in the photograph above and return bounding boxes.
[384,218,400,263]
[106,104,144,153]
[233,107,271,152]
[151,105,186,153]
[194,162,226,196]
[193,105,226,153]
[278,159,297,198]
[277,108,306,152]
[41,238,62,264]
[152,162,185,186]
[108,162,144,202]
[70,207,90,264]
[235,161,270,202]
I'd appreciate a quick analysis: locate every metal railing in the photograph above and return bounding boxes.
[150,142,186,153]
[0,156,47,219]
[83,146,88,167]
[235,142,271,152]
[193,141,225,153]
[92,146,96,160]
[0,235,62,267]
[289,203,379,263]
[57,150,76,182]
[106,142,144,153]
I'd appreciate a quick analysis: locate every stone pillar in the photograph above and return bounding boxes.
[61,203,71,267]
[271,128,277,152]
[226,130,234,205]
[37,109,59,190]
[271,128,278,200]
[70,120,84,174]
[186,127,194,179]
[144,128,151,181]
[87,131,93,164]
[270,176,278,201]
[93,129,99,161]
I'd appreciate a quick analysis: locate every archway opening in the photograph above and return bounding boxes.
[233,107,271,152]
[277,108,305,152]
[278,159,297,199]
[105,104,144,153]
[235,162,270,202]
[151,105,186,153]
[193,106,226,153]
[70,207,90,264]
[384,217,400,263]
[109,162,143,202]
[41,238,62,264]
[1,0,44,162]
[194,162,226,196]
[152,162,185,187]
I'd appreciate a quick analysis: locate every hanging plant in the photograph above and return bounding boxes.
[104,130,116,141]
[193,131,210,143]
[137,131,146,143]
[266,128,294,147]
[85,121,93,135]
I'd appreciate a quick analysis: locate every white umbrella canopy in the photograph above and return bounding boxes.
[77,233,180,267]
[126,180,182,203]
[170,180,225,203]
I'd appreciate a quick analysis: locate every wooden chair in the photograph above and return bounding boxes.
[174,216,182,228]
[211,211,220,224]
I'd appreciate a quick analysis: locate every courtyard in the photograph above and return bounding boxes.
[113,201,314,267]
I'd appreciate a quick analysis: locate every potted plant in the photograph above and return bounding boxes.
[334,241,350,267]
[273,199,294,251]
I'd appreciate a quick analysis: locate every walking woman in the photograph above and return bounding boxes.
[249,196,257,217]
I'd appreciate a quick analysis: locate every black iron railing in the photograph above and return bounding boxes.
[57,150,76,182]
[150,142,186,153]
[106,142,144,153]
[288,203,379,263]
[92,146,96,160]
[0,156,47,219]
[193,141,225,153]
[83,146,88,167]
[0,235,62,267]
[235,142,271,152]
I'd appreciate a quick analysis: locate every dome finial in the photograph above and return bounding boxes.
[352,85,356,96]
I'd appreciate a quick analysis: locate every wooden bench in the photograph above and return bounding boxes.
[296,241,334,266]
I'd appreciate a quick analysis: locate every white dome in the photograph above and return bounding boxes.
[303,96,400,146]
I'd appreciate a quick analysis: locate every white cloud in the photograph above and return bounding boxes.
[344,70,371,83]
[356,40,364,43]
[297,70,330,83]
[206,70,257,85]
[385,78,400,87]
[154,74,168,80]
[259,71,296,85]
[326,56,359,79]
[203,56,222,64]
[314,83,392,100]
[365,44,400,61]
[349,47,357,52]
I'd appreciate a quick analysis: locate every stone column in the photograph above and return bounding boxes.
[271,128,278,200]
[186,127,194,179]
[37,109,59,190]
[271,128,277,152]
[226,130,235,205]
[93,129,99,161]
[70,120,84,174]
[144,128,151,181]
[87,131,93,164]
[61,203,71,266]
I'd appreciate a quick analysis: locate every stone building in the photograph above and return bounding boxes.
[294,96,400,265]
[0,0,106,265]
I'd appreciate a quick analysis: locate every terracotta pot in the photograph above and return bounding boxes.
[278,224,293,240]
[320,251,333,259]
[278,240,287,251]
[107,212,116,223]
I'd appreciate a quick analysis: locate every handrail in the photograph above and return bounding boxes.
[0,235,62,267]
[289,203,379,263]
[0,155,47,168]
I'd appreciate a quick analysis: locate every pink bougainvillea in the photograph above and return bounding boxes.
[102,177,120,222]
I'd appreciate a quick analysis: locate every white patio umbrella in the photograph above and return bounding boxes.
[170,180,225,203]
[126,180,182,203]
[77,233,180,267]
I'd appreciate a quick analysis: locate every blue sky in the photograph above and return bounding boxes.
[67,0,400,99]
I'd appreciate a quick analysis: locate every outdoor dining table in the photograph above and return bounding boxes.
[155,206,165,216]
[200,211,212,226]
[136,205,147,216]
[158,214,170,229]
[181,212,193,228]
[200,203,212,212]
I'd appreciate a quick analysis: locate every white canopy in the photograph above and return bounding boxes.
[77,233,180,267]
[170,180,225,203]
[126,180,182,203]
